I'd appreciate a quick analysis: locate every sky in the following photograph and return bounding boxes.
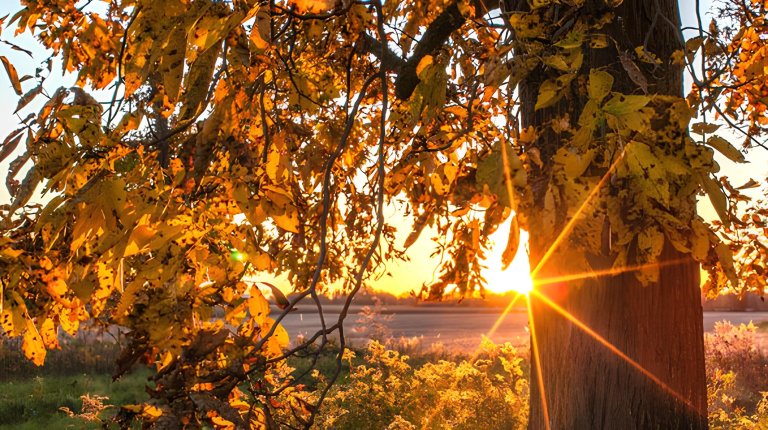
[0,1,765,297]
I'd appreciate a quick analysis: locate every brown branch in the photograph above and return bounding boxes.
[393,2,467,100]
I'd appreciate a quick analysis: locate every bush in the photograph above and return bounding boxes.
[705,321,768,429]
[313,337,529,429]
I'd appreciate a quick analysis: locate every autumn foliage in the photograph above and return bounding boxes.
[0,0,766,428]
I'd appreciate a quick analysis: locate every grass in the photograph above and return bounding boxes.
[0,369,151,429]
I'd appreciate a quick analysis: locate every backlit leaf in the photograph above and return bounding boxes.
[706,135,746,163]
[501,217,520,270]
[698,173,730,227]
[22,319,46,366]
[0,56,22,95]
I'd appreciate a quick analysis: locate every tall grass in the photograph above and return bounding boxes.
[1,321,767,429]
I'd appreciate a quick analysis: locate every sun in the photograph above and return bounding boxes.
[482,222,534,295]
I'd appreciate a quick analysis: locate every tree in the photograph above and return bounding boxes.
[0,0,766,428]
[520,2,709,427]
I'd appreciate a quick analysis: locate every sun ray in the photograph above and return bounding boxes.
[528,288,700,412]
[485,291,524,338]
[526,294,551,430]
[533,257,688,287]
[530,148,627,280]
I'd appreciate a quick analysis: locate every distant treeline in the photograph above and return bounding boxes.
[300,289,768,312]
[703,292,768,311]
[290,289,527,309]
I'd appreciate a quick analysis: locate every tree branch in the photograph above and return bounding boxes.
[394,2,467,99]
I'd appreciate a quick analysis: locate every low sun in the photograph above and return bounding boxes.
[483,221,534,295]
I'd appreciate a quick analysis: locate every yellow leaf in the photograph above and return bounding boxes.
[509,13,545,39]
[535,74,575,110]
[0,307,17,336]
[124,224,156,257]
[159,29,187,103]
[272,209,300,233]
[714,242,738,288]
[542,55,569,71]
[210,415,236,429]
[266,139,289,182]
[179,43,221,121]
[40,318,59,349]
[291,0,335,13]
[114,111,144,136]
[272,321,289,350]
[698,173,730,227]
[589,34,610,48]
[706,135,745,163]
[250,252,273,271]
[554,24,585,48]
[637,225,664,272]
[142,404,164,419]
[416,55,433,78]
[603,93,650,117]
[122,404,144,413]
[249,7,271,50]
[44,269,68,297]
[59,307,81,336]
[22,319,46,366]
[690,218,710,261]
[0,247,23,259]
[247,293,270,325]
[556,147,595,179]
[588,69,613,102]
[625,142,669,204]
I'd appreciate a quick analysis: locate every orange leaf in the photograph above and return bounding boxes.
[0,56,22,95]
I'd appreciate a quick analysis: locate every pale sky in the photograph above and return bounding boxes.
[0,1,765,297]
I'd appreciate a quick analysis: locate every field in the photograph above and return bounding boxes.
[1,310,767,429]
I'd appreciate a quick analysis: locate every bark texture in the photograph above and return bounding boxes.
[523,0,709,428]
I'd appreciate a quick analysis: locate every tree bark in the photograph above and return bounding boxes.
[522,1,709,428]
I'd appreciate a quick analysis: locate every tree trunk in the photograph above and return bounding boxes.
[522,0,709,428]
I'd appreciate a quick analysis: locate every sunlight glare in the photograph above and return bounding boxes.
[526,295,551,430]
[482,221,534,295]
[529,289,699,412]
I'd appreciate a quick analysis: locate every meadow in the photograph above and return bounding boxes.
[1,319,766,429]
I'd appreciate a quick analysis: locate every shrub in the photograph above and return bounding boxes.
[705,321,768,428]
[313,337,529,429]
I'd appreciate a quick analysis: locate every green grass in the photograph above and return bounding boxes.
[0,369,151,429]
